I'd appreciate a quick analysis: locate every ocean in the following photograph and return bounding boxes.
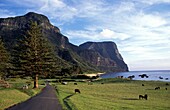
[100,70,170,82]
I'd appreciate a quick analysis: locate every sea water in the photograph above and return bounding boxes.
[100,70,170,82]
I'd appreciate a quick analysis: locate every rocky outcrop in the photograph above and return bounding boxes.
[79,42,128,72]
[0,12,68,49]
[0,12,128,72]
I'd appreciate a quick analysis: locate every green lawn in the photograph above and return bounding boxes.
[0,89,29,110]
[0,78,44,110]
[56,79,170,110]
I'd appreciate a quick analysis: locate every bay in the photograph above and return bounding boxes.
[100,70,170,82]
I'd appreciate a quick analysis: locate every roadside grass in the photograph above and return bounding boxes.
[7,78,44,96]
[0,89,29,110]
[56,78,170,110]
[0,78,45,110]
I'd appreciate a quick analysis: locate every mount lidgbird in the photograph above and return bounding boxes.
[0,12,128,73]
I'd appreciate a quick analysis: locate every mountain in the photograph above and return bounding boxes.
[0,12,128,73]
[0,12,65,49]
[79,42,128,72]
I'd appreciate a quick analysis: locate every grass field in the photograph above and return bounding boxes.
[56,78,170,110]
[0,78,44,110]
[0,89,29,110]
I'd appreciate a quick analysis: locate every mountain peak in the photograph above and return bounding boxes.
[79,41,116,50]
[25,12,38,16]
[25,12,48,19]
[22,12,50,24]
[25,12,39,15]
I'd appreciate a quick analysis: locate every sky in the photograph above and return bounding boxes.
[0,0,170,71]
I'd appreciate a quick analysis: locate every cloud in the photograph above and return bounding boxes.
[129,58,170,70]
[114,1,135,14]
[132,12,167,28]
[63,1,170,71]
[1,0,170,70]
[6,0,46,8]
[100,29,131,40]
[0,9,16,18]
[38,0,77,21]
[100,29,115,39]
[31,0,109,23]
[65,28,132,45]
[1,0,77,22]
[135,0,170,5]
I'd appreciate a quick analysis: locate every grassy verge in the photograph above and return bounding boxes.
[56,78,170,110]
[0,78,45,110]
[0,89,29,110]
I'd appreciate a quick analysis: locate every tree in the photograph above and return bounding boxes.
[0,38,10,79]
[12,22,58,88]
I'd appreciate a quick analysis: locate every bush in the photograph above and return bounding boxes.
[21,89,35,96]
[71,75,91,79]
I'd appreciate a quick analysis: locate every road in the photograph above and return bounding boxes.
[7,84,62,110]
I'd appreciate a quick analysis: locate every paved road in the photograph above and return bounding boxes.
[7,84,62,110]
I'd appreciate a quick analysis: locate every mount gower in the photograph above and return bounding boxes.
[0,12,128,73]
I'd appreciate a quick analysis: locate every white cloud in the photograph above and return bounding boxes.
[37,0,77,21]
[135,0,170,5]
[114,1,135,14]
[1,0,170,70]
[100,29,115,38]
[65,29,131,45]
[0,9,16,18]
[129,59,170,71]
[6,0,46,8]
[62,0,170,71]
[99,29,129,41]
[66,30,95,39]
[132,12,167,28]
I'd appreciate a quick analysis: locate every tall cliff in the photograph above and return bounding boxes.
[0,12,67,49]
[0,12,128,72]
[79,42,128,72]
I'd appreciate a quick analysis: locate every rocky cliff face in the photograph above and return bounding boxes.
[79,42,128,72]
[0,12,68,48]
[0,12,128,72]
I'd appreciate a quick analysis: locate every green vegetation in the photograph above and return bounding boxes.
[0,78,44,110]
[0,38,11,79]
[55,78,170,110]
[7,78,43,96]
[0,17,98,85]
[0,89,29,110]
[11,22,59,88]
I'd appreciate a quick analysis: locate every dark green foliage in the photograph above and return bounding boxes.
[71,75,91,79]
[0,38,10,78]
[11,22,61,87]
[60,65,82,76]
[21,89,35,96]
[71,74,99,79]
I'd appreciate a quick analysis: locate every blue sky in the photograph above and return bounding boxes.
[0,0,170,71]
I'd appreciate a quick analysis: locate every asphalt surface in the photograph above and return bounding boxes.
[7,84,62,110]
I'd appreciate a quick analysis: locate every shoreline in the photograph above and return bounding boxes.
[84,72,106,77]
[100,71,170,82]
